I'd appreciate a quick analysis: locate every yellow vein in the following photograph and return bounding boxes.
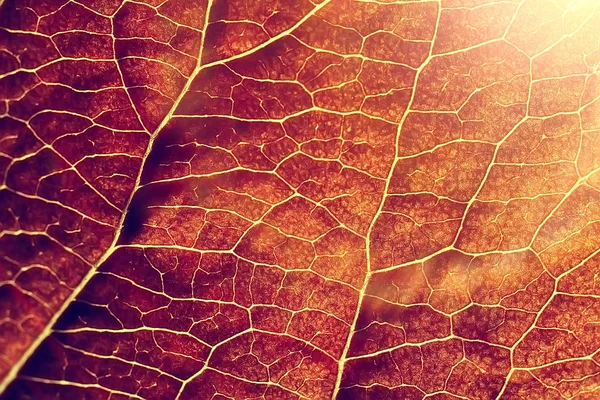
[330,1,443,397]
[0,0,332,395]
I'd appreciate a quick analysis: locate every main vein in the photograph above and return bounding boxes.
[0,0,331,395]
[331,1,443,397]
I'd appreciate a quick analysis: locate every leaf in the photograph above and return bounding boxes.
[1,0,600,399]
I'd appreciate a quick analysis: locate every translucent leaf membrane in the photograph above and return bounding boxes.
[1,0,600,399]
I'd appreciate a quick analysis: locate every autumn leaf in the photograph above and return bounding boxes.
[2,0,600,398]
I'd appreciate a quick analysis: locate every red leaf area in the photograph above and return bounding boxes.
[1,0,600,398]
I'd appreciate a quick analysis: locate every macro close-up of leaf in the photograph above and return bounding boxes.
[1,0,600,398]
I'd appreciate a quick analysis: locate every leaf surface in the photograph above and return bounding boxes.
[2,0,600,399]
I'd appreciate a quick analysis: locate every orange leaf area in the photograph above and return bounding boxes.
[1,0,600,399]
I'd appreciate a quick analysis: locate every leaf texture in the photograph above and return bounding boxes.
[1,0,600,398]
